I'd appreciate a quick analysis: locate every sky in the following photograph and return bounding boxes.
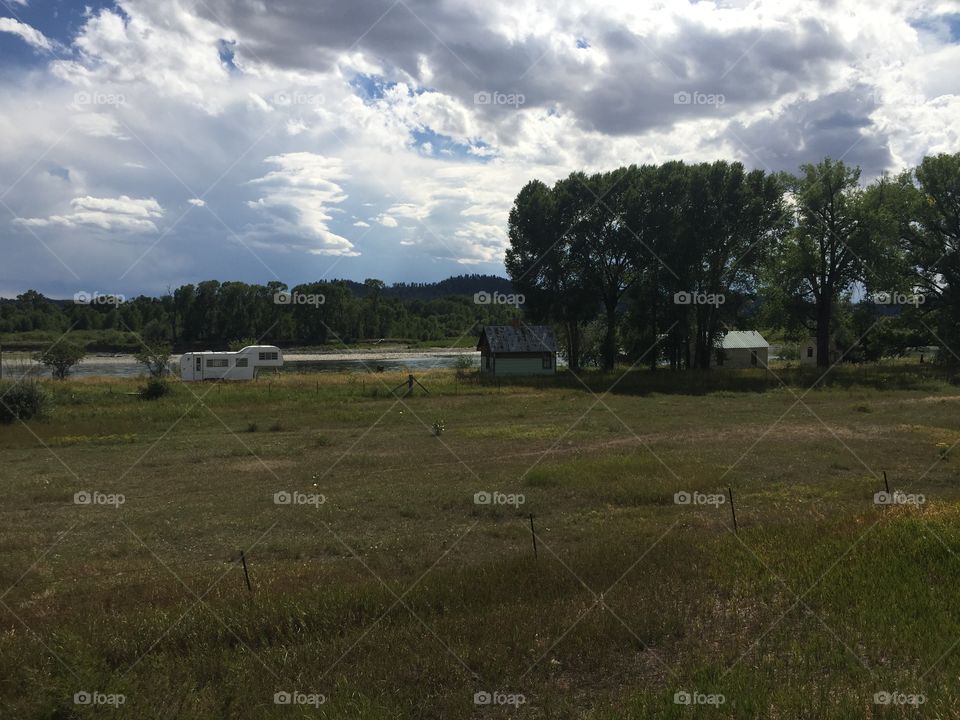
[0,0,958,299]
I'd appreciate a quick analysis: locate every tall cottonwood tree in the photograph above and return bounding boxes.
[769,159,865,368]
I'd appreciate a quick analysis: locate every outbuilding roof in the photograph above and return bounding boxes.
[479,325,558,353]
[721,330,769,350]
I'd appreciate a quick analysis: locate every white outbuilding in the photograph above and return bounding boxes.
[716,331,769,369]
[179,345,283,381]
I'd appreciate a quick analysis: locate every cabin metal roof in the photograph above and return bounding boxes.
[721,330,769,350]
[479,325,558,353]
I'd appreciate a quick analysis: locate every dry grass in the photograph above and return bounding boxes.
[2,365,960,718]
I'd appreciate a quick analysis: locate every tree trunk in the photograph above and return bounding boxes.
[602,301,617,370]
[816,295,832,369]
[566,320,581,371]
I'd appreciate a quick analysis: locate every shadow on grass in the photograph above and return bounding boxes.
[480,363,958,397]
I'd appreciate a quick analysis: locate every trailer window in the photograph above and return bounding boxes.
[235,358,249,368]
[258,351,278,361]
[206,358,229,368]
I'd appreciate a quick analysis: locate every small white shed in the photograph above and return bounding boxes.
[716,331,768,369]
[179,345,283,381]
[799,337,841,366]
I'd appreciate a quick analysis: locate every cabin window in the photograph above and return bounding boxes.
[486,354,491,369]
[258,351,278,361]
[542,353,552,369]
[806,346,814,358]
[206,358,229,368]
[750,350,758,367]
[235,358,249,368]
[716,350,724,366]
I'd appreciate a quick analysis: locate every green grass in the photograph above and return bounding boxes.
[2,365,960,717]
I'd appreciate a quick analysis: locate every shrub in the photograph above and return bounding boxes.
[36,341,87,380]
[0,378,51,423]
[140,378,171,400]
[135,344,173,378]
[454,354,474,380]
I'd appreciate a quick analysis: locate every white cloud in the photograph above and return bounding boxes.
[0,17,51,50]
[246,153,357,256]
[1,0,959,295]
[16,196,163,232]
[188,198,206,207]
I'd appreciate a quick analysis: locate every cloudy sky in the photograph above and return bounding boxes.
[1,0,958,299]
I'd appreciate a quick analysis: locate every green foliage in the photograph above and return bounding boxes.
[134,343,172,378]
[453,354,474,380]
[0,377,51,423]
[0,275,520,351]
[139,377,171,400]
[35,340,86,379]
[508,160,788,370]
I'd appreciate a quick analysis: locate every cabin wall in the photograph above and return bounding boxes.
[488,354,555,376]
[718,347,767,369]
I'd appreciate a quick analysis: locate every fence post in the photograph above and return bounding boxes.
[240,550,252,593]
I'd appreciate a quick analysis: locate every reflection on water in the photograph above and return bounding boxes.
[1,353,480,379]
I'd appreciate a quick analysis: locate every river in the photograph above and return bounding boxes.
[1,349,483,379]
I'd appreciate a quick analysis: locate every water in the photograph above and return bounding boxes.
[1,352,480,379]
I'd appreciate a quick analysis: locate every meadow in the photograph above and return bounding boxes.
[2,364,960,718]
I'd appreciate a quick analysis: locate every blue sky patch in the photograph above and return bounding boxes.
[411,127,492,163]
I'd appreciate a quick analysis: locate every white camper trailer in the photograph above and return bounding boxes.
[179,345,283,381]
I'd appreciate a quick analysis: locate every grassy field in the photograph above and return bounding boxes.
[2,364,960,718]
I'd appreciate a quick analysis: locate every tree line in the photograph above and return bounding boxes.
[0,275,518,350]
[506,154,960,369]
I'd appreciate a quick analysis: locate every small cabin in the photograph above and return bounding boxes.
[179,345,283,381]
[716,331,768,369]
[799,337,841,366]
[478,324,557,377]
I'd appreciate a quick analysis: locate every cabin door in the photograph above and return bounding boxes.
[195,356,203,380]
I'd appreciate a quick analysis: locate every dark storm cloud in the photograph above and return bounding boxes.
[720,86,893,177]
[197,1,853,137]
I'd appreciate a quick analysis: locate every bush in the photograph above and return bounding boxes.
[454,354,475,380]
[0,378,51,423]
[36,341,87,380]
[140,378,171,400]
[135,344,173,378]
